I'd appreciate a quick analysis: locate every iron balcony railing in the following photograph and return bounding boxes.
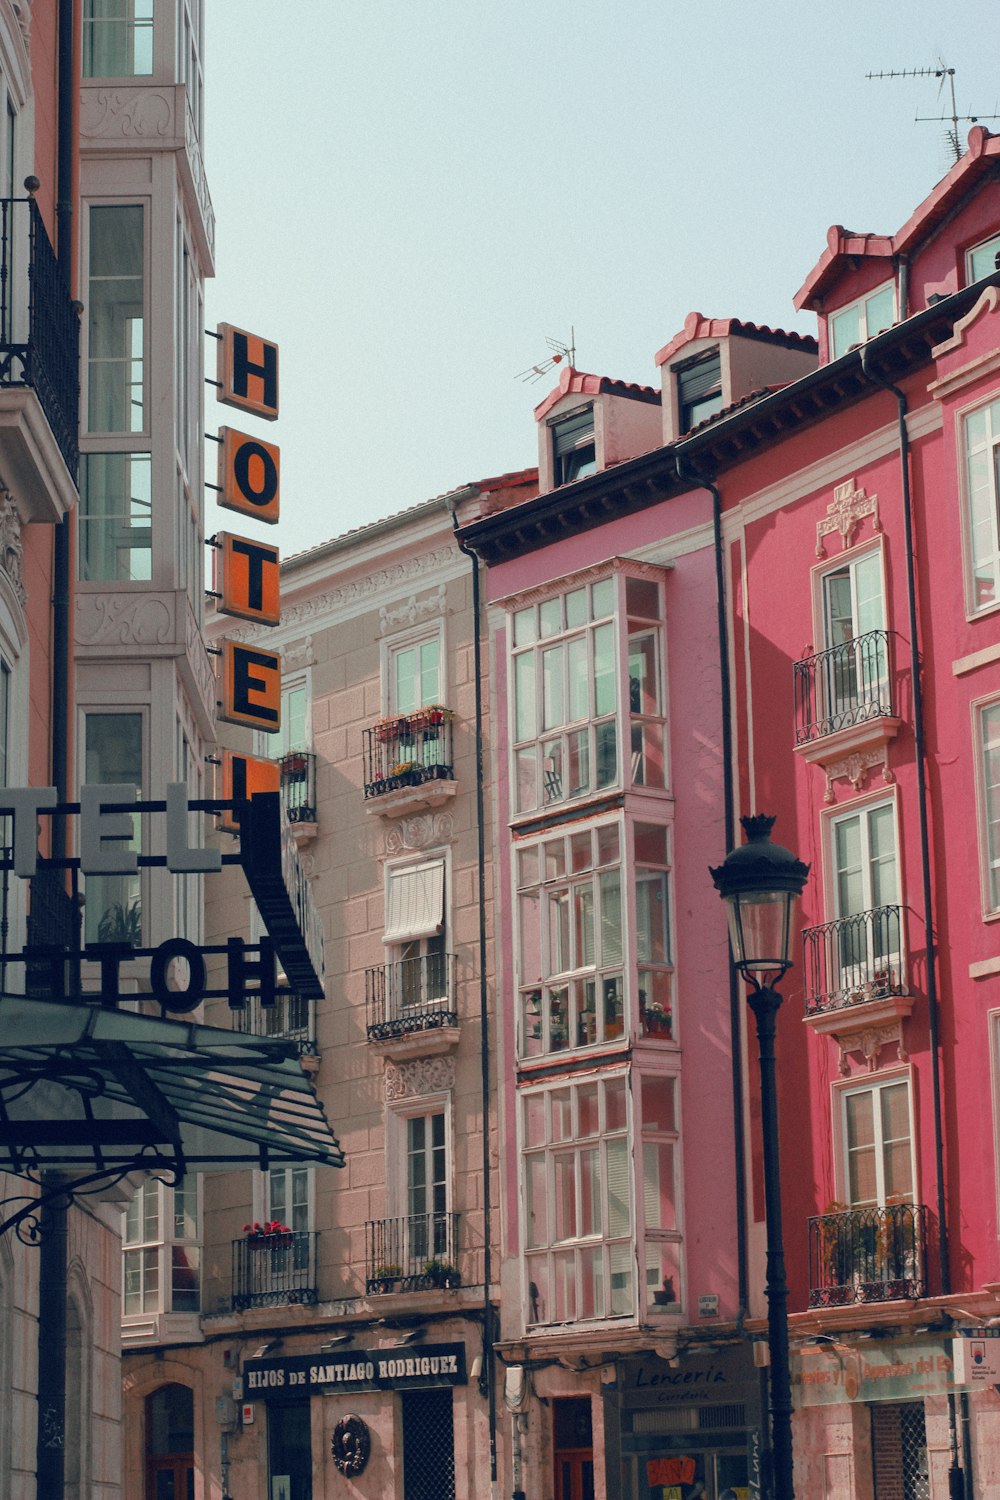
[279,749,317,825]
[808,1202,927,1307]
[802,904,904,1016]
[231,1229,318,1311]
[366,952,457,1041]
[0,196,80,478]
[363,707,454,800]
[793,629,895,743]
[365,1212,460,1294]
[230,990,316,1054]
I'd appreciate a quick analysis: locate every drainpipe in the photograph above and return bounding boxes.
[673,453,748,1316]
[449,498,498,1491]
[858,347,961,1495]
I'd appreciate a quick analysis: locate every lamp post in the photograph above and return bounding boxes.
[710,814,809,1500]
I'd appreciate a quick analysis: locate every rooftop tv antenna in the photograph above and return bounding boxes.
[517,329,576,384]
[866,63,1000,164]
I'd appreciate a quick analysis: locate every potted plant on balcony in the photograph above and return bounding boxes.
[371,1262,402,1294]
[280,751,309,781]
[423,1258,460,1289]
[243,1219,292,1247]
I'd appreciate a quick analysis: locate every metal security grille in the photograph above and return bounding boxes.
[402,1388,455,1500]
[871,1401,930,1500]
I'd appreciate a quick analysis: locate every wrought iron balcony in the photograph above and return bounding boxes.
[231,1229,318,1311]
[230,990,316,1054]
[366,952,456,1042]
[363,707,455,801]
[808,1202,927,1307]
[802,905,905,1016]
[279,749,317,825]
[794,630,895,744]
[0,195,80,479]
[365,1212,460,1295]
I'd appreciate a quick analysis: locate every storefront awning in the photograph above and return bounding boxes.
[0,994,345,1178]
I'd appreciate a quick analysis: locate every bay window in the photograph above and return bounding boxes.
[123,1177,200,1317]
[83,0,154,78]
[523,1075,632,1325]
[640,1073,682,1312]
[88,204,145,434]
[84,711,142,946]
[79,452,152,582]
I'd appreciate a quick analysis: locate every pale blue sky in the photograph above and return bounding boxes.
[204,2,999,559]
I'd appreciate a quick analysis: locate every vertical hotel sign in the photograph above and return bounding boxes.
[213,323,283,824]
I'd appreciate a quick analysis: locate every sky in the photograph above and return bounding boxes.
[203,1,1000,560]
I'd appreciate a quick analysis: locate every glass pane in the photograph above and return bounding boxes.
[865,283,895,338]
[577,1083,599,1137]
[551,1090,572,1142]
[523,1093,546,1147]
[565,587,588,627]
[636,872,668,963]
[513,653,535,742]
[605,1076,627,1131]
[512,606,536,647]
[830,303,861,360]
[643,1140,676,1230]
[88,204,144,433]
[628,630,660,715]
[579,1146,600,1235]
[609,1241,632,1315]
[79,452,152,582]
[578,1245,600,1320]
[599,870,622,965]
[971,233,1000,280]
[525,1154,547,1247]
[591,578,614,617]
[606,1138,630,1236]
[568,635,589,721]
[595,719,617,788]
[543,645,565,731]
[593,623,615,717]
[539,597,562,639]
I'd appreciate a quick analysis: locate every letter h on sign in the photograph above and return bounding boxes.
[217,324,279,420]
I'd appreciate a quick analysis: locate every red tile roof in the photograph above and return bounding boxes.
[533,365,660,422]
[654,312,817,368]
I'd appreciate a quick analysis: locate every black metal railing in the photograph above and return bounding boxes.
[366,952,456,1041]
[802,905,904,1015]
[365,1212,460,1294]
[230,991,316,1054]
[808,1202,927,1307]
[794,630,894,743]
[279,749,317,825]
[231,1229,318,1311]
[363,707,454,800]
[0,196,80,478]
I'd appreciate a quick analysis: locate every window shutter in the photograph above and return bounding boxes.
[384,859,445,944]
[677,351,721,405]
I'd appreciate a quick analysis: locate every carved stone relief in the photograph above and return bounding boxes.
[82,87,173,140]
[10,0,30,49]
[0,487,25,607]
[76,592,174,647]
[282,635,315,671]
[823,747,894,803]
[384,813,454,855]
[384,1056,455,1101]
[815,479,880,557]
[836,1022,908,1077]
[379,585,447,635]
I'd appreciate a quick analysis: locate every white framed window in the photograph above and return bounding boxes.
[522,1074,632,1326]
[976,698,1000,915]
[385,626,444,716]
[387,1093,453,1268]
[122,1177,200,1317]
[837,1073,914,1208]
[384,855,448,1014]
[967,231,1000,284]
[638,1072,683,1314]
[551,406,596,486]
[676,348,723,433]
[813,543,888,729]
[277,674,309,756]
[962,396,1000,613]
[83,710,143,946]
[78,452,152,582]
[828,283,896,360]
[87,202,145,435]
[83,0,154,78]
[509,569,667,816]
[827,797,900,990]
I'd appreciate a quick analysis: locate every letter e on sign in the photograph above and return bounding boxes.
[220,641,281,732]
[216,533,280,626]
[217,323,279,420]
[218,750,281,833]
[218,426,280,524]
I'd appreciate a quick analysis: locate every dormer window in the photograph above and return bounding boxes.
[829,284,895,360]
[551,407,596,486]
[967,232,1000,284]
[676,350,722,433]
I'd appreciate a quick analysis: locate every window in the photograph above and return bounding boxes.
[676,349,722,432]
[551,407,596,486]
[829,283,895,360]
[830,800,899,986]
[267,1165,312,1277]
[978,702,1000,912]
[83,0,154,78]
[841,1076,913,1208]
[963,397,1000,611]
[278,677,308,756]
[87,205,144,434]
[78,452,152,582]
[640,1073,682,1313]
[818,547,887,728]
[384,857,448,1015]
[84,711,142,945]
[389,632,441,715]
[522,1075,632,1325]
[968,231,1000,284]
[407,1109,449,1260]
[123,1179,200,1316]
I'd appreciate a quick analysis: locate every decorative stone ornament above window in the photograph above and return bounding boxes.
[816,479,881,557]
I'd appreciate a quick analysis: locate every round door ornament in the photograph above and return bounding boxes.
[332,1414,370,1476]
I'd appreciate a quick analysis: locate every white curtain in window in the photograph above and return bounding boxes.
[384,859,445,945]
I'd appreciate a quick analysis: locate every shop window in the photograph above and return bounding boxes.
[977,701,1000,912]
[78,452,152,582]
[967,231,1000,284]
[83,0,154,78]
[402,1388,455,1500]
[87,204,144,434]
[551,406,596,486]
[676,348,722,432]
[144,1384,194,1500]
[829,283,895,359]
[84,711,143,946]
[963,397,1000,612]
[522,1075,633,1326]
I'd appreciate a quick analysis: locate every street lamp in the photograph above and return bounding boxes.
[710,814,809,1500]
